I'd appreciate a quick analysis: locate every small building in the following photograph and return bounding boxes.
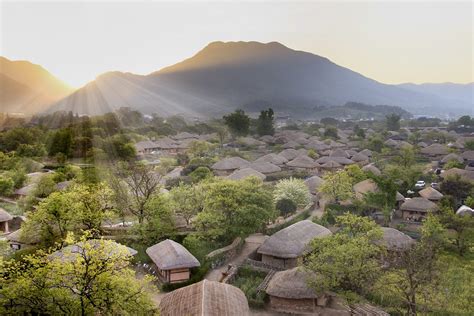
[266,267,336,314]
[135,140,159,154]
[400,197,438,221]
[248,161,281,175]
[257,220,331,269]
[159,280,249,316]
[351,153,370,166]
[362,164,381,176]
[353,179,378,200]
[0,208,13,233]
[211,157,250,176]
[5,228,39,250]
[379,227,414,252]
[418,187,443,202]
[146,239,200,283]
[227,168,266,181]
[286,155,320,173]
[420,144,449,157]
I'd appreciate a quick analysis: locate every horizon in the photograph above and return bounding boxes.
[1,1,472,88]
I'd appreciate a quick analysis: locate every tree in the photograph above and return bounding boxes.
[170,184,205,225]
[444,159,464,170]
[0,237,156,315]
[215,126,228,148]
[438,206,474,256]
[304,214,382,296]
[193,178,275,242]
[393,146,416,169]
[113,163,161,224]
[0,174,14,196]
[223,110,250,137]
[320,117,339,126]
[373,216,446,315]
[273,178,311,207]
[464,140,474,150]
[323,126,339,139]
[256,108,275,136]
[345,164,367,185]
[353,125,366,139]
[440,174,474,205]
[22,183,114,246]
[364,175,398,225]
[386,113,401,131]
[136,193,176,244]
[457,115,473,127]
[276,198,297,217]
[189,166,213,183]
[319,170,353,203]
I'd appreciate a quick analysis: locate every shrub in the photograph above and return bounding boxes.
[276,198,297,217]
[273,178,311,207]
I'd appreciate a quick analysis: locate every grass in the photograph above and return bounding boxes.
[232,265,267,308]
[0,201,22,216]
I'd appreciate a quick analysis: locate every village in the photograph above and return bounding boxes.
[0,109,473,315]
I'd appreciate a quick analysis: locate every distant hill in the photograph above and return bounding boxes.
[398,82,473,106]
[0,57,72,114]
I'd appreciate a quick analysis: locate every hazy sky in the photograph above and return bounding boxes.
[1,1,472,88]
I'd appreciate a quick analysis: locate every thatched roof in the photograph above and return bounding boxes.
[211,157,249,171]
[305,141,331,151]
[321,160,342,169]
[283,141,299,149]
[56,181,72,191]
[50,240,137,261]
[417,142,428,148]
[351,153,369,162]
[0,208,13,222]
[266,267,318,299]
[384,139,399,147]
[6,228,40,245]
[418,187,443,201]
[362,164,381,176]
[441,153,463,164]
[461,150,474,161]
[329,149,350,158]
[400,197,438,213]
[260,135,275,143]
[359,149,373,157]
[258,220,331,258]
[146,239,200,270]
[396,192,405,202]
[154,137,179,149]
[304,176,324,193]
[255,153,288,165]
[227,168,266,181]
[420,144,449,156]
[248,162,281,174]
[237,137,266,147]
[14,184,36,196]
[159,280,249,316]
[173,132,199,140]
[287,155,319,169]
[279,149,301,160]
[316,156,354,165]
[378,227,414,251]
[440,168,474,182]
[353,179,378,196]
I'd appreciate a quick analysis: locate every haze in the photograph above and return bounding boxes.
[1,1,472,88]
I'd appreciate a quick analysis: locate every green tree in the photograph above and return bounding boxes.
[464,140,474,150]
[323,126,339,139]
[0,174,14,196]
[353,125,366,139]
[386,113,401,131]
[438,206,474,256]
[193,178,275,242]
[256,108,275,136]
[345,164,367,185]
[275,198,297,217]
[304,214,382,296]
[444,159,464,170]
[440,174,474,205]
[319,170,353,203]
[136,193,176,244]
[189,166,213,183]
[170,183,205,225]
[273,177,311,207]
[0,237,156,315]
[457,115,473,126]
[223,110,250,137]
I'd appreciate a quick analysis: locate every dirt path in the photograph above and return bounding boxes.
[205,233,268,282]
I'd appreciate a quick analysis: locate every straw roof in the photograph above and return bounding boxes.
[279,149,301,160]
[287,155,319,169]
[420,144,449,156]
[359,149,373,157]
[50,240,137,261]
[304,176,324,193]
[173,132,199,140]
[384,139,399,147]
[316,156,354,165]
[260,135,275,143]
[329,149,350,158]
[353,179,378,196]
[283,141,299,149]
[14,184,36,196]
[400,197,438,213]
[154,137,179,149]
[321,160,342,169]
[305,141,331,151]
[351,153,369,162]
[417,142,428,148]
[441,153,463,164]
[418,187,443,201]
[227,168,266,181]
[159,280,249,316]
[396,192,405,202]
[6,228,40,245]
[362,164,382,176]
[258,220,331,258]
[211,157,249,171]
[456,205,474,216]
[237,137,265,147]
[440,168,474,182]
[266,267,318,299]
[248,162,281,174]
[461,150,474,161]
[0,207,13,222]
[255,153,288,165]
[56,180,72,191]
[146,239,200,270]
[378,227,414,251]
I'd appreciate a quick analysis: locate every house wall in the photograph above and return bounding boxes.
[169,268,190,283]
[269,296,315,314]
[261,254,298,269]
[0,221,8,233]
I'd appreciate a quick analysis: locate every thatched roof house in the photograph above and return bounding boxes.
[248,161,281,174]
[160,280,249,316]
[351,153,370,164]
[316,156,354,166]
[461,150,474,161]
[362,164,381,176]
[440,168,474,182]
[266,267,332,314]
[283,141,299,149]
[286,155,319,170]
[329,149,350,158]
[441,153,464,164]
[255,153,288,166]
[146,239,200,283]
[258,220,331,269]
[237,137,266,147]
[0,208,13,233]
[400,197,438,221]
[418,187,443,201]
[304,176,324,194]
[14,184,36,197]
[320,160,342,171]
[211,157,249,175]
[379,227,414,251]
[359,149,373,157]
[279,149,302,160]
[353,179,378,199]
[6,228,40,250]
[420,144,449,156]
[227,168,266,181]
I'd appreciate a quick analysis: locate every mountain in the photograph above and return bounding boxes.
[398,82,473,106]
[21,42,474,117]
[0,57,73,114]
